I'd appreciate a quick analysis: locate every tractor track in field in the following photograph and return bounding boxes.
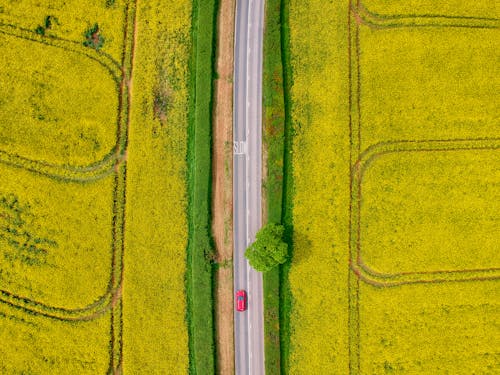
[351,1,500,29]
[0,20,131,183]
[112,0,138,371]
[0,1,138,372]
[348,0,500,287]
[350,143,500,290]
[347,1,500,372]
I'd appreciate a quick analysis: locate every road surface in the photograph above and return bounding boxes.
[233,0,265,374]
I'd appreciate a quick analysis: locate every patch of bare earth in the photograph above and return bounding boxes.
[212,0,235,374]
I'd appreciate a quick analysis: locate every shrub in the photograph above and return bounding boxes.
[83,23,105,51]
[35,26,45,36]
[35,16,58,36]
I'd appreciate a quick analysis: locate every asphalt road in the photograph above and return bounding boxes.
[233,0,265,374]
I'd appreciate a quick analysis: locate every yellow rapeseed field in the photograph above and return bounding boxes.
[0,0,191,372]
[287,0,351,372]
[122,0,191,373]
[0,34,118,166]
[1,0,127,61]
[361,0,497,19]
[360,147,499,276]
[0,164,115,309]
[288,0,499,373]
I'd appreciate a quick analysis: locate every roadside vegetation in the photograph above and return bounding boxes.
[186,0,218,373]
[210,0,236,373]
[279,0,295,372]
[261,0,293,373]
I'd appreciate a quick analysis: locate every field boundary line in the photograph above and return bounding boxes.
[112,0,138,370]
[347,2,499,372]
[0,150,122,183]
[0,2,138,372]
[352,2,499,29]
[0,23,127,179]
[0,0,136,328]
[351,139,500,286]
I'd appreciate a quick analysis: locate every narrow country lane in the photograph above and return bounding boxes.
[233,0,266,373]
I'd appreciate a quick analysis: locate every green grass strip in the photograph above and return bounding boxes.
[186,0,218,373]
[279,0,294,372]
[262,0,286,373]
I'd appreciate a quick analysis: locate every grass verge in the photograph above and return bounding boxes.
[279,0,294,373]
[186,0,218,373]
[262,0,285,373]
[262,0,293,374]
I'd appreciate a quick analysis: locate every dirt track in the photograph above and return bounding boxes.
[211,0,236,373]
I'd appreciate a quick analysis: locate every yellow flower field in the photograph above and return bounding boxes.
[287,0,499,373]
[0,0,190,373]
[1,0,127,61]
[0,34,118,166]
[0,164,115,309]
[359,147,499,276]
[287,0,351,372]
[122,0,191,373]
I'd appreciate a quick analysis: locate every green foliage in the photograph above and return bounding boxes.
[262,0,287,371]
[278,0,294,371]
[263,0,286,225]
[264,268,281,373]
[83,23,105,51]
[45,15,58,29]
[245,224,289,272]
[35,15,58,36]
[0,194,56,267]
[35,25,45,35]
[186,0,218,373]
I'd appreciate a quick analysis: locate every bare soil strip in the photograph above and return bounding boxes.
[212,0,236,373]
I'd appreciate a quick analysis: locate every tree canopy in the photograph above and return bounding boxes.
[245,223,289,272]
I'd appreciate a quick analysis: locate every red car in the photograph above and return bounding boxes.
[236,290,247,311]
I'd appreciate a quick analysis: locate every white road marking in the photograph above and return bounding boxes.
[234,140,247,155]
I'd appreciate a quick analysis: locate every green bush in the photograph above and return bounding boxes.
[83,23,105,51]
[35,26,45,36]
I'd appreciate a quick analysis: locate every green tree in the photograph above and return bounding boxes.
[245,223,289,272]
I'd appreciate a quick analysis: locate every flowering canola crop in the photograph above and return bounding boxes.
[0,0,191,373]
[287,0,499,373]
